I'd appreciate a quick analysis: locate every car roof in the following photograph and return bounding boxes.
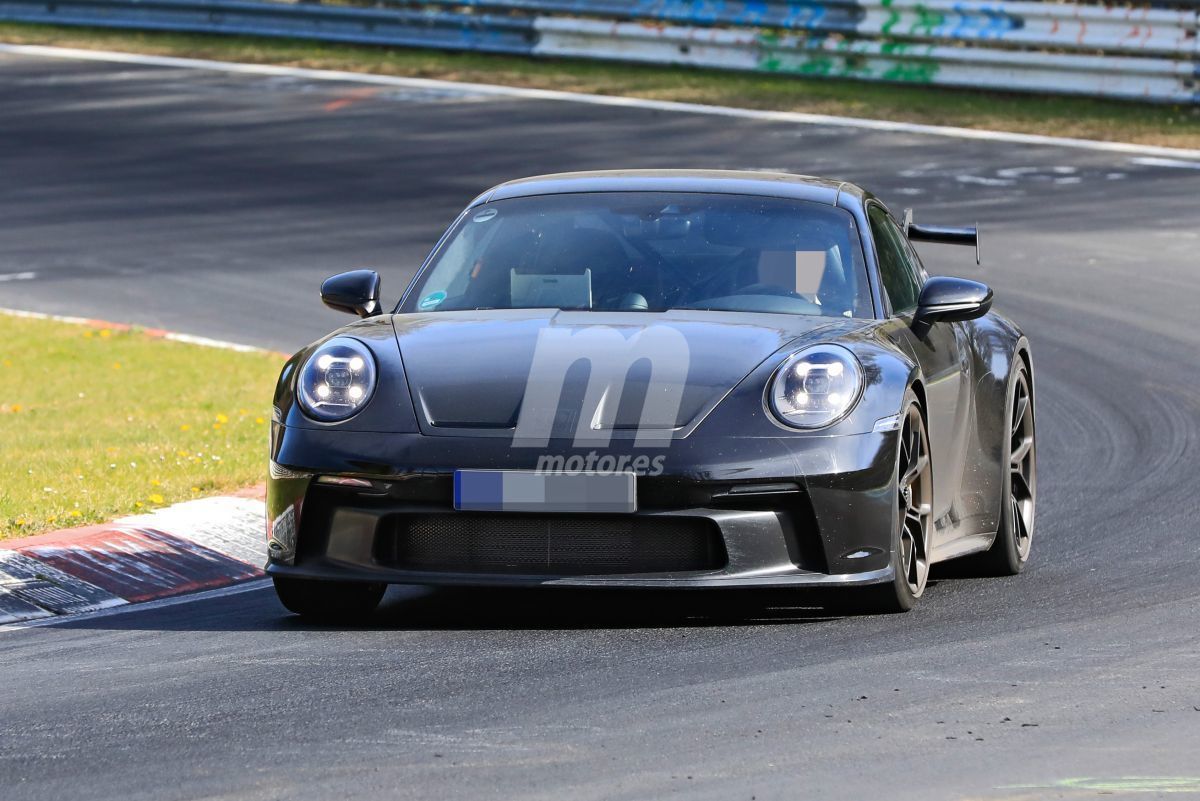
[472,170,867,207]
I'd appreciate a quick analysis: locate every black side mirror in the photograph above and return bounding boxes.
[321,270,381,318]
[912,276,993,339]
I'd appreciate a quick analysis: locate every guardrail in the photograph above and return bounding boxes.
[1,0,1196,102]
[408,0,1200,57]
[0,0,538,53]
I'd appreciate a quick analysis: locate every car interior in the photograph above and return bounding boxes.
[416,195,870,319]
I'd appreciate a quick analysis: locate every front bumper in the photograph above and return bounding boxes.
[266,427,900,588]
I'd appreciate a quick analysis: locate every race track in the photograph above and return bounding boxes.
[2,49,1199,800]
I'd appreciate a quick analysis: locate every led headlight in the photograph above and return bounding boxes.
[769,344,863,429]
[297,337,377,422]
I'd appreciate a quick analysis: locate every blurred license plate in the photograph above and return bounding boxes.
[453,470,636,513]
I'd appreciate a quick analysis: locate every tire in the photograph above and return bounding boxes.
[272,575,386,620]
[972,362,1037,576]
[843,391,933,614]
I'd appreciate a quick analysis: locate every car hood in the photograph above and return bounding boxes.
[393,309,863,439]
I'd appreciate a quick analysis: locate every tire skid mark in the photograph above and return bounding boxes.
[1125,381,1200,498]
[5,43,1200,160]
[323,86,378,112]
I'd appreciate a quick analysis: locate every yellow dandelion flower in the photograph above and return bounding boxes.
[150,479,161,486]
[179,424,191,432]
[99,329,111,338]
[112,362,122,370]
[47,515,57,523]
[148,494,164,504]
[15,518,26,526]
[255,416,265,425]
[83,330,94,339]
[190,486,200,493]
[134,502,144,508]
[212,423,222,430]
[10,404,21,413]
[215,413,229,424]
[69,510,82,518]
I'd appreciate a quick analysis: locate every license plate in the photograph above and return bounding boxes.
[453,470,636,513]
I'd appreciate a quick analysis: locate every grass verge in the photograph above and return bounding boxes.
[0,313,280,540]
[2,22,1199,149]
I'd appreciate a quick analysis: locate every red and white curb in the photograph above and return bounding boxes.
[0,496,267,625]
[0,306,273,354]
[1,308,283,625]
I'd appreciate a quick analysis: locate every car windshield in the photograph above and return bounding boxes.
[402,192,871,318]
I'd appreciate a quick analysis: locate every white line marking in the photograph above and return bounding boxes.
[0,578,272,632]
[1130,156,1200,170]
[3,43,1200,161]
[955,175,1014,187]
[0,306,276,354]
[0,306,96,326]
[160,331,270,353]
[0,271,36,282]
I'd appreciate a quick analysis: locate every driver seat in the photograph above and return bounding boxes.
[753,248,856,316]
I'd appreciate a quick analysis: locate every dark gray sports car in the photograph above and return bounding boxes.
[266,171,1036,616]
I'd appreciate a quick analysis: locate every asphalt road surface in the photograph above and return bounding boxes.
[2,50,1200,801]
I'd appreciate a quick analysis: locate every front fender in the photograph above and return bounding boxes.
[694,325,919,440]
[273,315,420,434]
[958,312,1032,540]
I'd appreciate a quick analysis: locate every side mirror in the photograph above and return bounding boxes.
[321,270,381,318]
[911,276,993,339]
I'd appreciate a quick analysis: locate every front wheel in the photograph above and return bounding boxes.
[843,394,933,614]
[272,575,386,620]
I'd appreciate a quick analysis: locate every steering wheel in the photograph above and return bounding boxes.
[725,283,825,316]
[738,282,805,299]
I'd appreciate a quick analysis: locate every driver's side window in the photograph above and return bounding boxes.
[868,204,922,315]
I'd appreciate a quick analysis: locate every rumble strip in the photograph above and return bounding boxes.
[0,495,267,624]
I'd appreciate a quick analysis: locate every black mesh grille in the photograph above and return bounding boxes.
[380,514,725,575]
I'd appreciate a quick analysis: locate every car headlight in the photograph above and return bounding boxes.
[297,337,377,422]
[769,344,863,429]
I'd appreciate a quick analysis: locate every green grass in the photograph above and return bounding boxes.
[3,22,1199,149]
[0,314,281,540]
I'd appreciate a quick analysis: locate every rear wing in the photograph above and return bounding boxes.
[903,210,981,265]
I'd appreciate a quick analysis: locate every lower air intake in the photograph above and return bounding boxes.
[381,514,725,575]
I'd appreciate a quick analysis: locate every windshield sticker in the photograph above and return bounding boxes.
[419,291,447,310]
[473,208,499,223]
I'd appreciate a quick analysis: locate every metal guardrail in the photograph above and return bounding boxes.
[408,0,1200,57]
[0,0,537,52]
[1,0,1196,102]
[532,15,1199,103]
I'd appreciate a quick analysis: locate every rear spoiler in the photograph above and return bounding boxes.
[903,210,981,265]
